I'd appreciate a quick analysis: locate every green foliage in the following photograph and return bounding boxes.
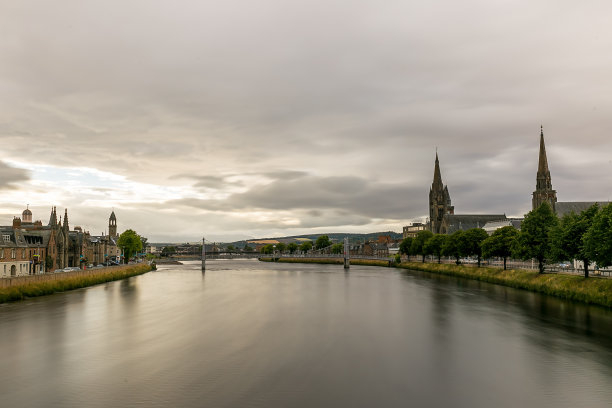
[226,244,235,252]
[244,245,253,252]
[299,241,313,253]
[462,228,489,267]
[331,243,344,254]
[261,244,274,254]
[481,226,519,270]
[117,229,143,263]
[514,203,558,273]
[315,235,332,250]
[140,235,148,251]
[276,243,286,253]
[442,230,464,264]
[399,261,612,308]
[399,237,413,255]
[394,253,401,264]
[161,246,176,257]
[584,203,612,268]
[411,230,434,262]
[551,204,598,277]
[423,234,447,263]
[287,243,299,254]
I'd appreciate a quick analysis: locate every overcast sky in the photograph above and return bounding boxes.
[1,0,612,242]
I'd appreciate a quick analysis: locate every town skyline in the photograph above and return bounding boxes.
[2,1,612,242]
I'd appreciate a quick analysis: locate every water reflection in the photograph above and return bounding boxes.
[1,260,611,408]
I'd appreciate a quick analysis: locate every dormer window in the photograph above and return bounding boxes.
[3,234,10,242]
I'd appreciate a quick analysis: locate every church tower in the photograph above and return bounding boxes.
[108,211,117,238]
[429,153,454,234]
[532,126,557,212]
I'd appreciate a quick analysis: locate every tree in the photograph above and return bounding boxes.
[331,243,344,254]
[399,237,413,256]
[411,230,434,262]
[315,235,331,250]
[227,244,235,252]
[462,228,489,267]
[423,234,447,263]
[481,226,519,270]
[442,230,464,265]
[551,204,598,277]
[261,244,274,254]
[287,243,298,254]
[584,203,612,269]
[140,235,148,251]
[514,203,558,273]
[117,229,143,264]
[299,241,313,253]
[161,246,176,257]
[244,245,253,252]
[276,243,286,253]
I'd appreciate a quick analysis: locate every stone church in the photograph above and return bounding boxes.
[428,153,506,234]
[426,126,609,235]
[532,126,609,215]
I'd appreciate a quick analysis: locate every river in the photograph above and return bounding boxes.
[1,260,612,407]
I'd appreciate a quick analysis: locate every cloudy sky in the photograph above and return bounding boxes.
[1,0,612,242]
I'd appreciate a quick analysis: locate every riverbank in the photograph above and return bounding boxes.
[402,262,612,308]
[0,264,153,304]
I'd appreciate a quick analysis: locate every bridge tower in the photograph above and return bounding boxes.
[201,237,206,271]
[343,237,350,269]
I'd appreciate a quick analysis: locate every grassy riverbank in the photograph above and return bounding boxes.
[400,262,612,308]
[0,264,153,304]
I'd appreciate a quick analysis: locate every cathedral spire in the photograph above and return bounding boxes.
[433,152,443,186]
[532,126,557,211]
[63,208,69,231]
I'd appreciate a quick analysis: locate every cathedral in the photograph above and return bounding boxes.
[428,153,506,235]
[532,126,609,216]
[425,126,610,235]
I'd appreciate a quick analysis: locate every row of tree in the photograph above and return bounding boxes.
[400,202,612,278]
[260,235,341,255]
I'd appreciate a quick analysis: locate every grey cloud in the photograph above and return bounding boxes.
[0,161,30,190]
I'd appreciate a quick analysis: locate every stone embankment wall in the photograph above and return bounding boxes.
[0,265,147,289]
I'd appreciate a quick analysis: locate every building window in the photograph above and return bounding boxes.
[11,249,16,259]
[3,234,9,242]
[0,249,3,258]
[22,249,26,258]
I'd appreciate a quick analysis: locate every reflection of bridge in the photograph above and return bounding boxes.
[260,253,396,267]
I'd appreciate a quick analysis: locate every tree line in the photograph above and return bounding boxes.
[400,202,612,278]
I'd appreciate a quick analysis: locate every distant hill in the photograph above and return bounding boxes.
[227,231,402,248]
[151,231,403,248]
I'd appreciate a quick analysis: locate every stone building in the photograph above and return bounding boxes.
[1,206,121,275]
[532,127,609,215]
[427,153,507,234]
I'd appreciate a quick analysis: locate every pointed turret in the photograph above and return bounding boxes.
[63,208,69,231]
[108,210,117,237]
[48,206,57,227]
[429,152,454,234]
[532,126,557,211]
[433,152,443,187]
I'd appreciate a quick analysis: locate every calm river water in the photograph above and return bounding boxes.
[1,260,612,407]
